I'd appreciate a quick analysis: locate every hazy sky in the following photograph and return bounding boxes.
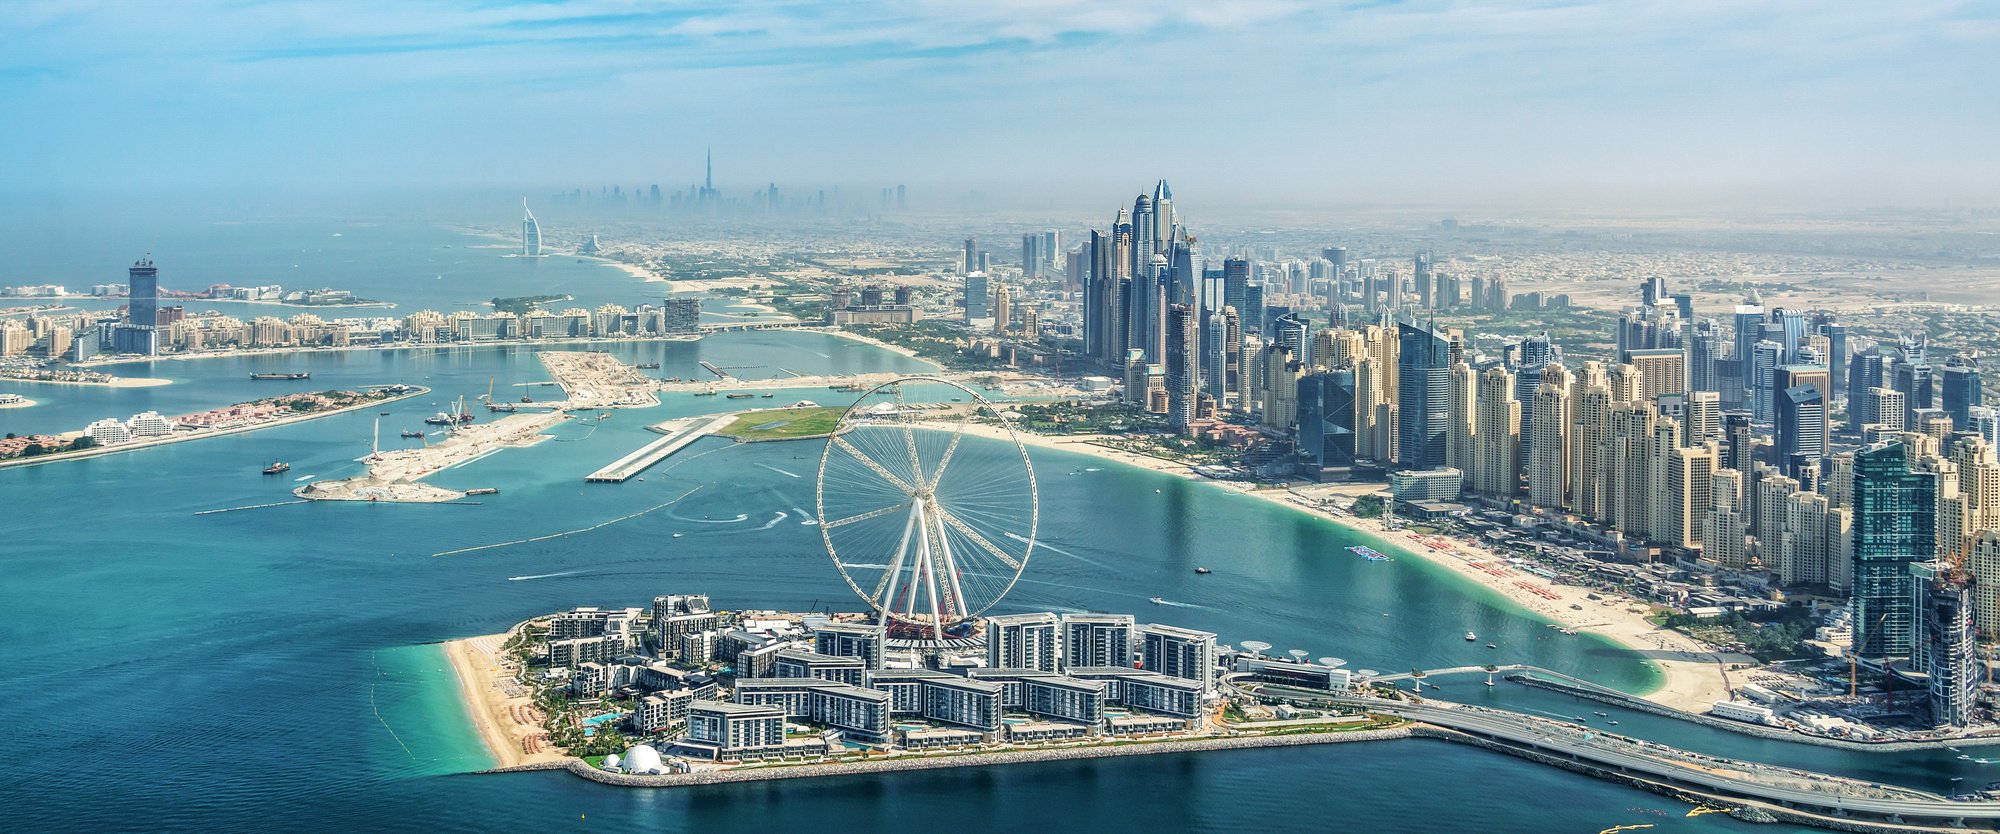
[4,1,1996,210]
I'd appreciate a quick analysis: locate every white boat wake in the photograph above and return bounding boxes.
[757,511,790,530]
[1004,531,1111,569]
[508,569,586,581]
[758,464,800,478]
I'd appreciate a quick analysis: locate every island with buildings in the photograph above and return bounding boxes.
[0,386,423,466]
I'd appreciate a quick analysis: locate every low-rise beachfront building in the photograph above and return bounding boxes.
[811,622,886,669]
[680,701,785,760]
[125,410,176,437]
[969,668,1109,730]
[85,418,132,445]
[1138,623,1219,693]
[920,676,1004,733]
[1001,720,1092,743]
[678,630,716,664]
[771,648,867,685]
[1067,667,1206,721]
[633,689,696,733]
[548,634,628,668]
[1230,656,1354,692]
[867,669,1003,734]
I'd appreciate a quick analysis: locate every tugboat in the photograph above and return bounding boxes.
[262,461,291,475]
[1194,567,1212,574]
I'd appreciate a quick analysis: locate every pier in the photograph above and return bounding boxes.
[585,413,733,483]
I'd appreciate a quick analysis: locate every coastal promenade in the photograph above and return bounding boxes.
[557,727,1414,788]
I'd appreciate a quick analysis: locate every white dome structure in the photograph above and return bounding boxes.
[601,753,621,771]
[620,744,663,775]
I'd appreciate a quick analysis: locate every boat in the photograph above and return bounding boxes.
[636,362,661,369]
[1486,643,1497,649]
[1593,711,1608,717]
[249,372,310,380]
[726,393,755,399]
[1608,720,1619,725]
[1194,567,1212,574]
[1346,545,1390,562]
[597,412,611,420]
[262,461,290,474]
[1147,597,1166,605]
[760,393,774,398]
[672,532,684,538]
[424,411,467,426]
[401,430,425,438]
[520,395,533,403]
[693,390,717,397]
[487,403,516,413]
[465,487,499,496]
[1464,631,1477,641]
[378,411,390,416]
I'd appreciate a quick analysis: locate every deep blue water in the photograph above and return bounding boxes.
[0,218,1858,832]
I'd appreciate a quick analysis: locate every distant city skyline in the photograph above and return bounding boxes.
[3,1,1997,209]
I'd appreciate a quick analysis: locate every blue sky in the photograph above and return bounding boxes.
[2,0,1995,209]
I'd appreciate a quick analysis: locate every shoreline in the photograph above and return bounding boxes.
[71,334,703,369]
[0,385,429,471]
[559,726,1413,787]
[0,374,172,388]
[953,423,1738,712]
[443,626,566,770]
[816,327,938,367]
[0,397,35,409]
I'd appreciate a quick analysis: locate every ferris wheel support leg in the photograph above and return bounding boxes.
[877,501,921,628]
[932,505,970,625]
[914,500,946,641]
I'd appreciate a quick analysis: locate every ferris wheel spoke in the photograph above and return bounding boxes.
[924,414,973,491]
[824,500,911,530]
[831,435,917,495]
[935,507,1023,571]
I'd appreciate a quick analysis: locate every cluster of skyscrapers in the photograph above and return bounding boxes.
[1076,225,1994,725]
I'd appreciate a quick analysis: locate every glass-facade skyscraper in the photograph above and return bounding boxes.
[1297,368,1358,475]
[1397,319,1456,470]
[1852,441,1937,659]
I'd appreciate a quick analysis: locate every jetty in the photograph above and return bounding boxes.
[585,414,733,483]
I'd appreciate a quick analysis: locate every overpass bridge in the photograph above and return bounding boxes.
[697,320,818,333]
[1272,686,2000,832]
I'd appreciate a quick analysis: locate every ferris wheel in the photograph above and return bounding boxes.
[816,376,1037,641]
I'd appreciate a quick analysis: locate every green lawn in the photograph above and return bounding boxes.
[715,406,847,441]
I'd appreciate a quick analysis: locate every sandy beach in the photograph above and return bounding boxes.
[0,397,35,409]
[444,631,565,769]
[817,327,936,365]
[950,422,1741,712]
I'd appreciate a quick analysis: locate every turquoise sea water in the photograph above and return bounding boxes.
[0,221,1898,832]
